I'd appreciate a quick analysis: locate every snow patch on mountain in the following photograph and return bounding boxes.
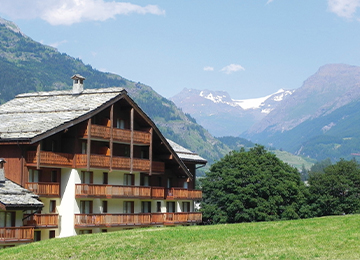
[199,89,294,113]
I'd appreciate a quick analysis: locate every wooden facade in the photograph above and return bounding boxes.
[0,84,206,246]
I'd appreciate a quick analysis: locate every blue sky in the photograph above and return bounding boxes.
[0,0,359,99]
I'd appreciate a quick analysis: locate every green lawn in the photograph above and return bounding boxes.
[1,214,360,259]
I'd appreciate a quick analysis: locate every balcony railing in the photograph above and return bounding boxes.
[83,124,151,145]
[75,185,201,200]
[26,150,165,173]
[0,227,34,243]
[75,154,164,173]
[151,187,165,199]
[23,214,59,228]
[25,182,60,197]
[27,151,73,167]
[74,212,202,227]
[167,188,203,200]
[75,184,151,198]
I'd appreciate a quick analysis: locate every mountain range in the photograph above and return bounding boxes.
[172,63,360,162]
[170,88,294,137]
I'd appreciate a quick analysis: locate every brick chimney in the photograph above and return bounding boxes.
[0,158,6,183]
[71,74,85,94]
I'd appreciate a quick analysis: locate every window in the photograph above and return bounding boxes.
[116,118,125,129]
[157,202,161,213]
[51,170,57,182]
[79,230,92,235]
[49,200,56,213]
[101,229,107,233]
[103,172,108,185]
[28,169,39,183]
[0,212,15,227]
[141,201,151,213]
[124,174,134,186]
[102,201,108,213]
[167,178,172,188]
[80,201,93,214]
[49,230,56,239]
[124,146,130,157]
[81,141,87,154]
[182,202,190,213]
[183,181,188,189]
[123,201,134,214]
[140,174,149,186]
[81,171,93,184]
[34,231,41,242]
[166,202,175,213]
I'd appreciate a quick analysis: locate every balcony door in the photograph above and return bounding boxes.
[28,169,39,183]
[0,211,15,227]
[123,201,134,214]
[124,174,134,186]
[80,201,93,214]
[81,171,93,184]
[166,202,175,213]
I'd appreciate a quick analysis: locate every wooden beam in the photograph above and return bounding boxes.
[130,108,134,174]
[87,119,91,171]
[36,142,40,170]
[110,105,114,172]
[149,128,153,176]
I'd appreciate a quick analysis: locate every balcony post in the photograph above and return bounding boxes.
[87,118,91,171]
[110,105,114,172]
[130,108,134,174]
[36,142,40,170]
[149,128,153,175]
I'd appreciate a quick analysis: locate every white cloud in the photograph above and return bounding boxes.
[220,64,245,74]
[328,0,360,19]
[203,66,214,71]
[0,0,165,25]
[266,0,274,4]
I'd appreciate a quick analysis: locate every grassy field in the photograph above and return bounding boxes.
[1,214,360,259]
[273,150,316,170]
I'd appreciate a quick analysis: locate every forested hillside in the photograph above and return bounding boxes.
[0,18,230,170]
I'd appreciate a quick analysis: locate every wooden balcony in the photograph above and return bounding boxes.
[26,151,165,173]
[151,187,165,199]
[75,184,151,199]
[75,213,151,227]
[83,124,151,145]
[74,212,202,227]
[0,227,34,243]
[167,188,202,200]
[25,182,60,197]
[27,151,73,167]
[75,154,164,173]
[23,214,59,228]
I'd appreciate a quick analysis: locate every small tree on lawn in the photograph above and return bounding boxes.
[200,145,306,224]
[307,159,360,216]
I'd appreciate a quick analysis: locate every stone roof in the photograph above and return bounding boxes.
[167,139,207,164]
[0,179,43,210]
[0,87,126,140]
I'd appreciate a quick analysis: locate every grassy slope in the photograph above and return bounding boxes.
[273,150,316,170]
[1,215,360,259]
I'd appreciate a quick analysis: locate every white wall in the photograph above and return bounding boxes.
[58,168,79,238]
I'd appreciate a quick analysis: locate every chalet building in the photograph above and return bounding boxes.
[0,75,206,246]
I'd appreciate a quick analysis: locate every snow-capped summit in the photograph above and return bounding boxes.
[170,88,294,137]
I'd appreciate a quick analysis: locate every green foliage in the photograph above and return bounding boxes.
[307,159,360,216]
[200,145,305,223]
